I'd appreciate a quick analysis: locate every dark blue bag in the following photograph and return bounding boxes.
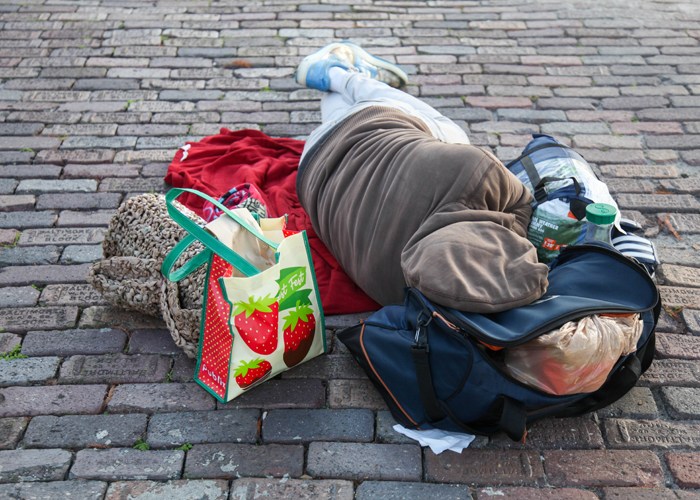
[337,245,659,441]
[506,134,620,263]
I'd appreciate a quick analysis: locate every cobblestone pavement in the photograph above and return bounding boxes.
[0,0,700,498]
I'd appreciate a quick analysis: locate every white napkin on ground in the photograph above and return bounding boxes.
[393,424,476,454]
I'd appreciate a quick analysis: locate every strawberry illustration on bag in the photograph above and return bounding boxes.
[234,358,272,389]
[232,294,279,355]
[282,301,316,368]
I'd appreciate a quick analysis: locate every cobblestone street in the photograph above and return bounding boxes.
[0,0,699,498]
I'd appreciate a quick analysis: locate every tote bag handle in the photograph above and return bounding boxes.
[162,188,279,282]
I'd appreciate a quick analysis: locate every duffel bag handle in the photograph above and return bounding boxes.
[533,176,589,220]
[162,188,280,282]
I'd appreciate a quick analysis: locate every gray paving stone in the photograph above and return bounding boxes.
[184,443,304,479]
[616,194,700,213]
[0,306,79,332]
[356,481,471,500]
[22,329,127,357]
[0,152,36,166]
[24,414,147,449]
[0,245,61,266]
[0,357,60,387]
[0,195,35,212]
[263,409,374,444]
[135,136,190,150]
[0,449,71,483]
[0,179,17,195]
[0,123,43,135]
[657,249,700,270]
[70,449,184,481]
[118,124,189,136]
[171,354,196,383]
[638,359,700,388]
[217,379,326,410]
[306,442,422,482]
[0,384,107,418]
[160,90,223,101]
[57,210,115,227]
[16,179,97,195]
[18,228,104,246]
[36,193,122,210]
[0,333,20,356]
[598,387,659,420]
[0,417,27,450]
[281,354,366,380]
[683,309,700,336]
[0,211,58,229]
[604,419,700,450]
[108,383,216,414]
[376,411,422,445]
[99,177,169,193]
[40,284,107,307]
[496,108,566,123]
[60,245,103,264]
[105,480,229,500]
[128,329,181,355]
[492,417,604,450]
[660,286,700,308]
[327,379,387,410]
[0,286,39,308]
[61,136,137,150]
[147,410,259,448]
[79,306,167,330]
[656,333,700,360]
[660,387,700,420]
[59,354,172,384]
[0,481,107,500]
[229,478,354,500]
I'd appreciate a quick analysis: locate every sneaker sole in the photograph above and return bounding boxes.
[295,43,344,88]
[340,41,409,86]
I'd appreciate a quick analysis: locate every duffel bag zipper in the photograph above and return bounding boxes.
[433,244,658,348]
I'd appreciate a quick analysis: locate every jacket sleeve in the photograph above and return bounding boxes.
[400,211,550,314]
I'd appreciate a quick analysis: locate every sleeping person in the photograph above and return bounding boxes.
[295,42,549,313]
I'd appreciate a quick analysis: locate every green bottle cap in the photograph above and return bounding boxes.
[586,203,617,225]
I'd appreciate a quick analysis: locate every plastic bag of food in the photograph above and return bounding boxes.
[503,314,643,396]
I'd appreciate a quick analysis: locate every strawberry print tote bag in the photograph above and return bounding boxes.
[162,188,326,402]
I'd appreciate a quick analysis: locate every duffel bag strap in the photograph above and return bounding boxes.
[498,396,527,443]
[410,313,445,423]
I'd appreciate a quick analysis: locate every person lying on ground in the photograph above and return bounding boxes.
[294,42,549,314]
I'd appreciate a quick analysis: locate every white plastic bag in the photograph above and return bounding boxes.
[503,314,643,395]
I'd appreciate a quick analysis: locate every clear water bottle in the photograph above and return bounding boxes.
[582,203,617,246]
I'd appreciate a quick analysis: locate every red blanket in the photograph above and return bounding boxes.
[165,128,380,315]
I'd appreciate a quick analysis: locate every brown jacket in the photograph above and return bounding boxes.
[298,106,549,313]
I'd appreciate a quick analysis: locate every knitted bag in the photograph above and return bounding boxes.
[87,193,205,358]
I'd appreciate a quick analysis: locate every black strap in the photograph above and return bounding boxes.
[498,396,527,442]
[505,142,574,170]
[533,175,582,203]
[520,155,541,197]
[410,314,445,423]
[411,345,444,423]
[555,330,655,419]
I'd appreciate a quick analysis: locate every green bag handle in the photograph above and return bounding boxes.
[162,188,279,282]
[161,234,213,282]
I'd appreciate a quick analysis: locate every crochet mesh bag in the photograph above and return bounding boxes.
[87,194,205,358]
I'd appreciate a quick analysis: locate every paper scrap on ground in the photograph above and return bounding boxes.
[393,424,475,454]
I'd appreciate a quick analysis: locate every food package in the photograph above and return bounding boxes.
[503,314,643,396]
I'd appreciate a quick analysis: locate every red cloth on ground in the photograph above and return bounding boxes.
[165,128,380,315]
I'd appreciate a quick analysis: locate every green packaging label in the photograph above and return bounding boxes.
[528,212,584,263]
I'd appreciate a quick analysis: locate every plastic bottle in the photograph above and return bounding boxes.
[582,203,617,246]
